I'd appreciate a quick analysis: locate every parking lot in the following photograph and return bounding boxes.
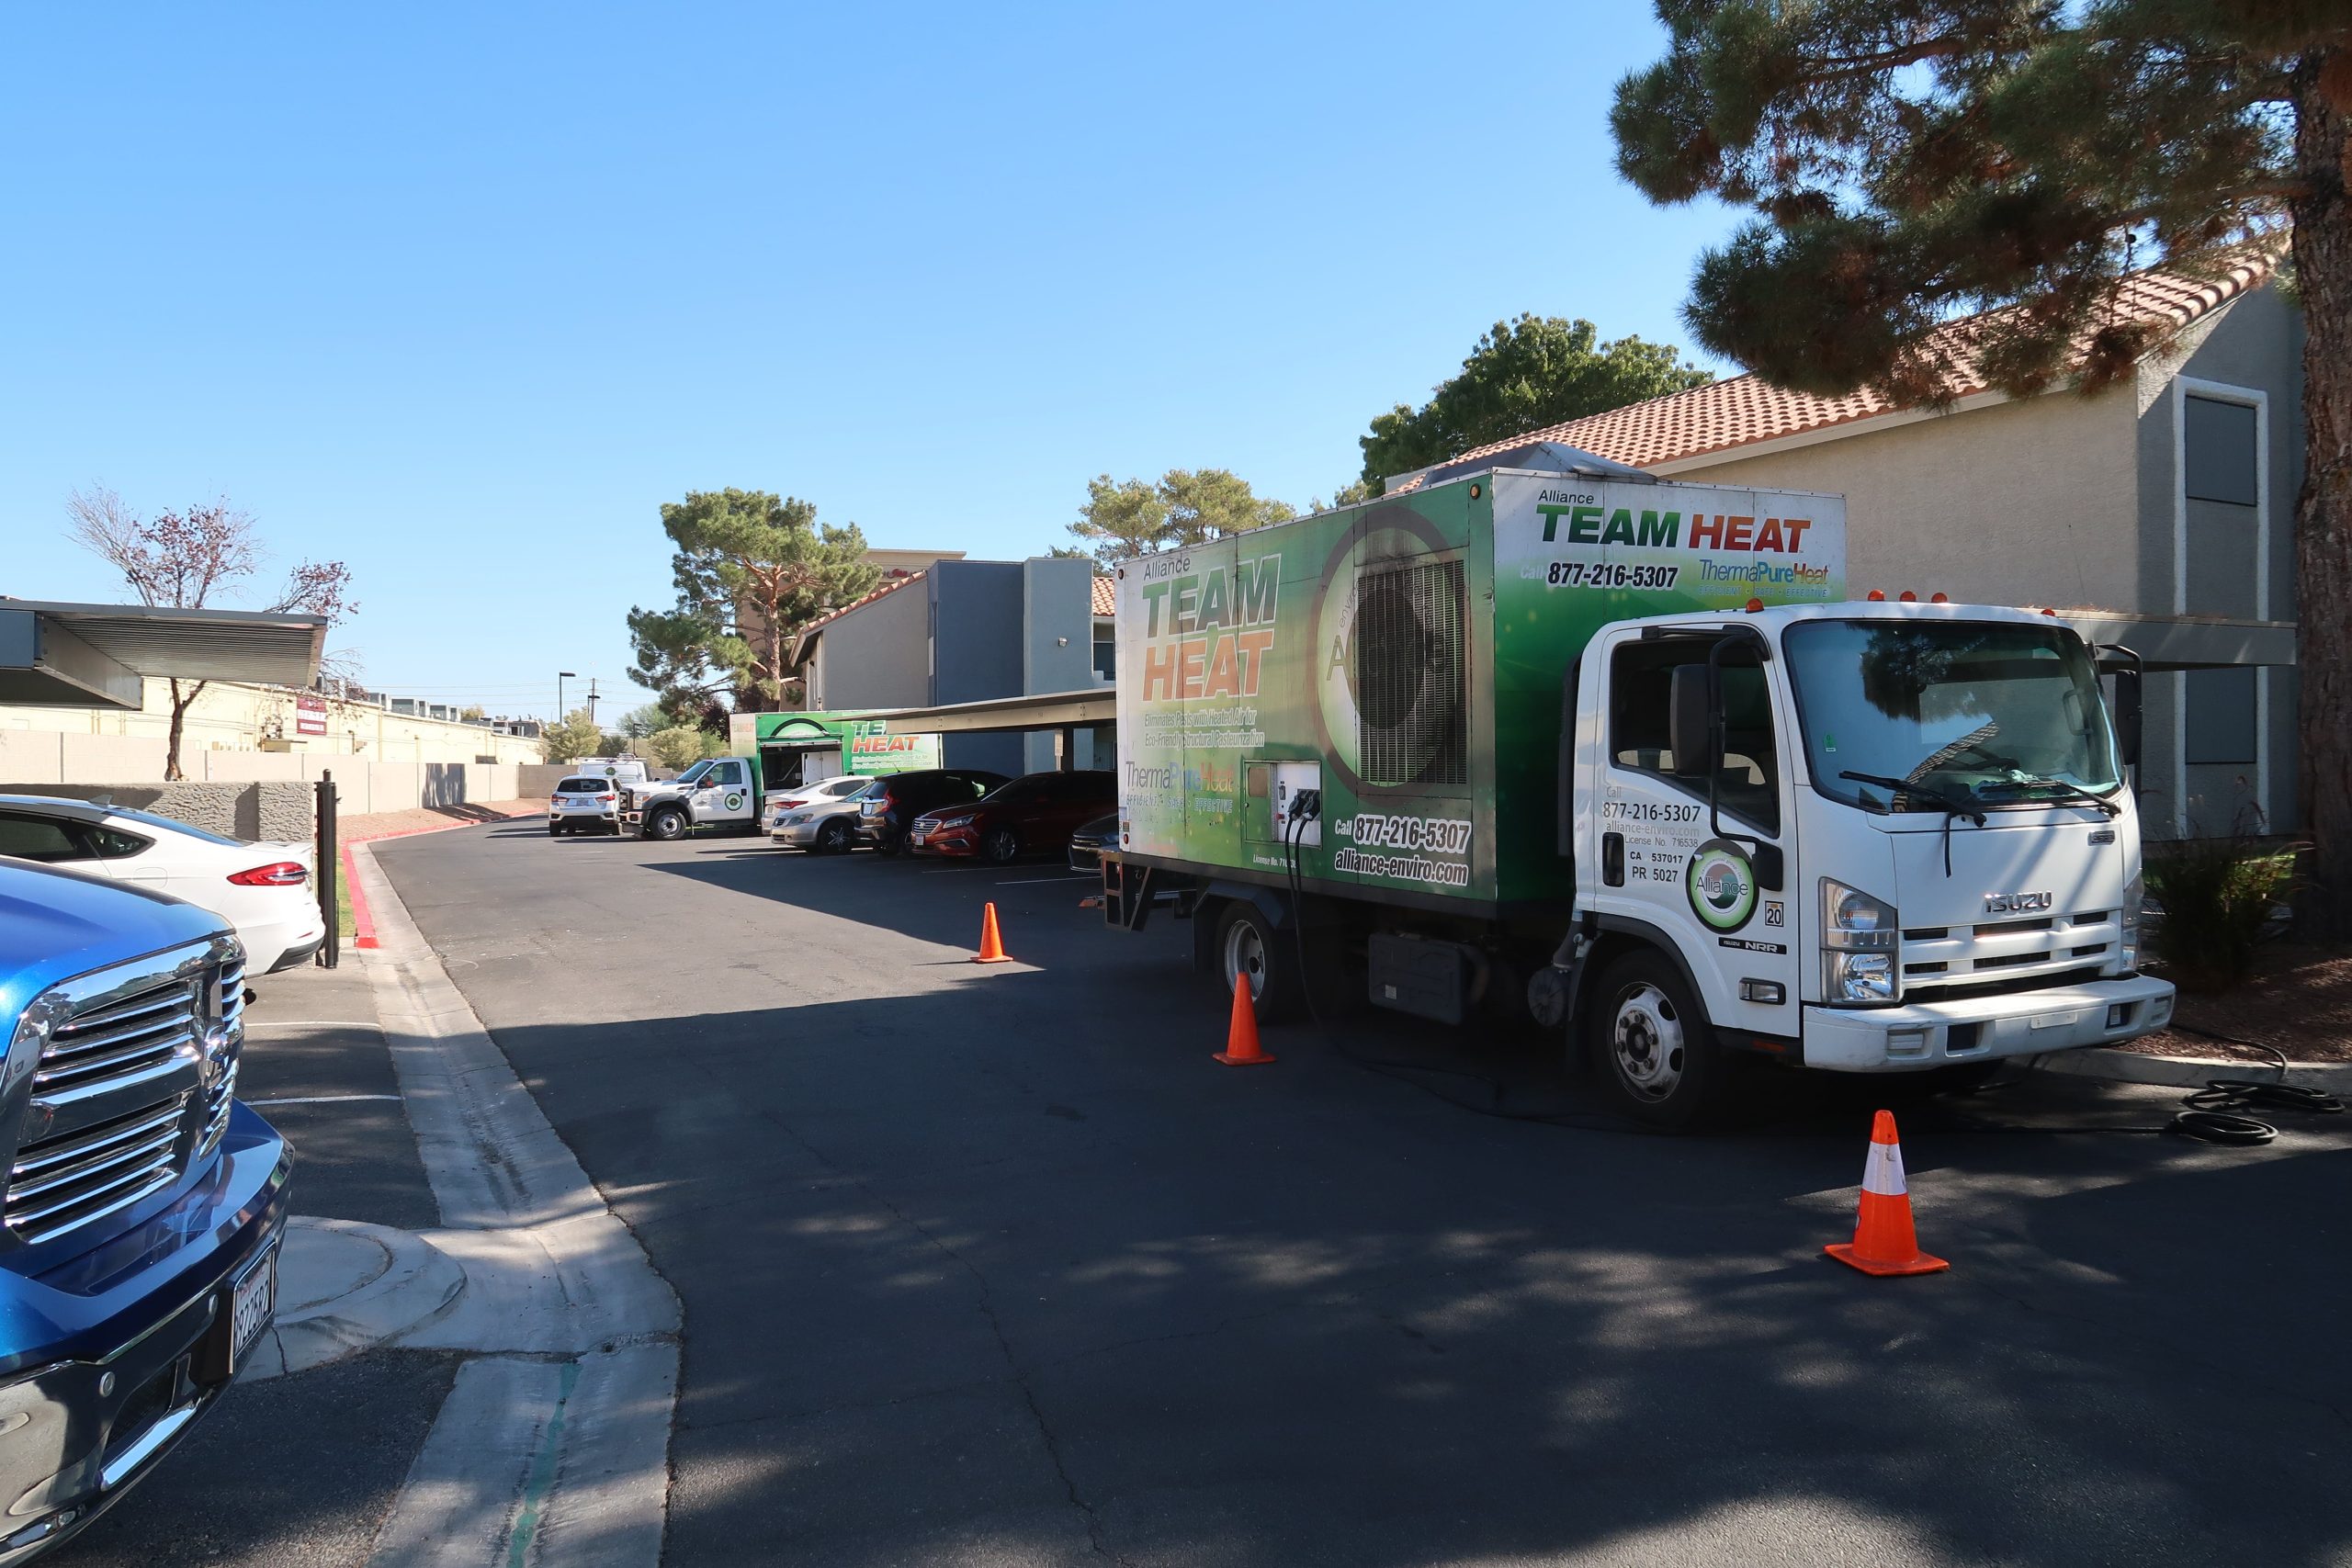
[324,820,2350,1566]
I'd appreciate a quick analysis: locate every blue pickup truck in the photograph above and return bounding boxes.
[0,858,290,1558]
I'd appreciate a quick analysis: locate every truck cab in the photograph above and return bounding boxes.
[618,756,762,840]
[1560,601,2173,1120]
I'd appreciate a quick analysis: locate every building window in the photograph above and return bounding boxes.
[2184,396,2258,504]
[2183,667,2257,764]
[1092,619,1115,681]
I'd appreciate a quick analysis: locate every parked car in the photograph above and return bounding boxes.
[548,775,624,836]
[856,770,1010,855]
[910,770,1116,864]
[1067,812,1119,874]
[0,858,289,1558]
[760,775,873,836]
[0,797,326,975]
[771,779,879,853]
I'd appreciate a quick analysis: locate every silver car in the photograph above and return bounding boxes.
[769,777,879,853]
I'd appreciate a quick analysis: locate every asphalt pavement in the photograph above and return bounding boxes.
[371,820,2352,1568]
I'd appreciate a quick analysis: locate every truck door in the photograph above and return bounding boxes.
[698,758,756,826]
[1589,630,1798,1039]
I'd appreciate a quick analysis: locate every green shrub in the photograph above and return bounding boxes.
[2144,826,2301,994]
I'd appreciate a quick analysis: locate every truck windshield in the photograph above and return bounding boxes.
[1784,620,2120,814]
[672,760,714,786]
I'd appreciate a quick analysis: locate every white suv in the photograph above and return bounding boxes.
[548,776,622,836]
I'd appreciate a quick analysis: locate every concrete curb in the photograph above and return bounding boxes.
[348,838,681,1568]
[2037,1045,2352,1092]
[341,808,540,950]
[243,1218,468,1383]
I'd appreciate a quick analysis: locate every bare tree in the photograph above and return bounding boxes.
[67,487,355,780]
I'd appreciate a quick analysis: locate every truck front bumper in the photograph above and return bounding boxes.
[1802,973,2177,1072]
[0,1105,290,1562]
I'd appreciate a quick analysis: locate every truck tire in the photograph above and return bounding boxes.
[1216,900,1302,1022]
[981,826,1021,864]
[643,806,687,841]
[1588,950,1728,1131]
[816,818,853,854]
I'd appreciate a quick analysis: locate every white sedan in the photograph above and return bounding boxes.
[760,775,874,833]
[0,795,327,975]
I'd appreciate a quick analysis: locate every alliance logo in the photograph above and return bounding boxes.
[1686,840,1758,932]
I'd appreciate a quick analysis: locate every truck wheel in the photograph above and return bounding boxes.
[1216,901,1302,1022]
[643,806,687,841]
[981,826,1021,864]
[1589,951,1726,1130]
[817,818,853,854]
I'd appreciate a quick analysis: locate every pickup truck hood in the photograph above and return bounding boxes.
[0,859,230,1027]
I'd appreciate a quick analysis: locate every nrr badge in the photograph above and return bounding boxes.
[1686,840,1757,932]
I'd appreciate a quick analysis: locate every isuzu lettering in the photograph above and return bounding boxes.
[1097,451,2176,1126]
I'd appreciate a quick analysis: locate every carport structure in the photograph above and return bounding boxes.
[0,596,326,706]
[830,688,1116,772]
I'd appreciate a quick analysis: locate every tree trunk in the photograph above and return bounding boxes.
[164,677,203,782]
[2291,47,2352,937]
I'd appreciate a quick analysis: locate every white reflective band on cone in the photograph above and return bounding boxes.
[1861,1139,1907,1197]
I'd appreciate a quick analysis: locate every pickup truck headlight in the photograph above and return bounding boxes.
[1821,879,1899,1004]
[2119,869,2143,974]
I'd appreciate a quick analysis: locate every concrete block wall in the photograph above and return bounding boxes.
[23,782,316,843]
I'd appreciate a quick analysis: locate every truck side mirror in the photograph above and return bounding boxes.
[1668,664,1712,779]
[2112,666,2143,769]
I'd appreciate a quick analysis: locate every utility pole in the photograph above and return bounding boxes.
[587,679,600,728]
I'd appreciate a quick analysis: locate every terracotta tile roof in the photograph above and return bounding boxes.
[788,570,924,665]
[1409,254,2278,480]
[1091,575,1115,617]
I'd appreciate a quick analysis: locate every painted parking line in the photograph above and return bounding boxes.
[249,1094,404,1107]
[243,1020,385,1031]
[994,874,1098,886]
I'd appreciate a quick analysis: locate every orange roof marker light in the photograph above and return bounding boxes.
[1867,590,1886,602]
[1745,597,1765,613]
[1930,592,1950,604]
[1898,590,1918,603]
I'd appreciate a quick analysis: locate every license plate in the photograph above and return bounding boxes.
[910,831,928,846]
[229,1242,278,1370]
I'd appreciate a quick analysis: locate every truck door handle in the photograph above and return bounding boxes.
[1601,831,1624,886]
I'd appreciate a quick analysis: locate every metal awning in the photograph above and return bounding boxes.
[2057,611,2295,672]
[832,689,1116,736]
[0,598,329,708]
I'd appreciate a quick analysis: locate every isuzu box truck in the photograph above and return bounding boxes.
[1097,448,2174,1126]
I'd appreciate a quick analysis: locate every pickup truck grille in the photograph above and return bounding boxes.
[1901,909,2116,1000]
[6,941,243,1247]
[7,1094,189,1245]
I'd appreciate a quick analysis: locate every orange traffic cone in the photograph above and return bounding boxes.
[972,902,1012,964]
[1214,974,1275,1066]
[1826,1110,1948,1276]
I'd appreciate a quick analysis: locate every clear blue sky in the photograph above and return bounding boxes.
[1,2,1738,721]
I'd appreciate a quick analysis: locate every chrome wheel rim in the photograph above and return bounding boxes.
[1611,983,1685,1101]
[1222,920,1267,1000]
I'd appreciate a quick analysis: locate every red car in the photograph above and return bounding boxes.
[907,770,1115,863]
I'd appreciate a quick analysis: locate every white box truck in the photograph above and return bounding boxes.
[1097,449,2175,1126]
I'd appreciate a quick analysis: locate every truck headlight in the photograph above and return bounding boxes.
[1821,879,1899,1004]
[2119,869,2143,974]
[1824,951,1896,1003]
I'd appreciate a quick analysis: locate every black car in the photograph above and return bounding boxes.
[856,769,1010,854]
[1067,812,1119,874]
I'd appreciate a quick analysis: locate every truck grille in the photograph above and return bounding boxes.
[7,1095,189,1245]
[1902,910,2116,1000]
[5,941,243,1247]
[37,980,201,1096]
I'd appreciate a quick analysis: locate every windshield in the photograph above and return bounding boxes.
[671,760,714,786]
[1784,620,2120,813]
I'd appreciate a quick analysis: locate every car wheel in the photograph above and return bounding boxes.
[981,826,1021,864]
[548,823,561,837]
[1588,950,1729,1131]
[817,818,852,854]
[1216,900,1302,1022]
[643,806,687,841]
[875,828,905,857]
